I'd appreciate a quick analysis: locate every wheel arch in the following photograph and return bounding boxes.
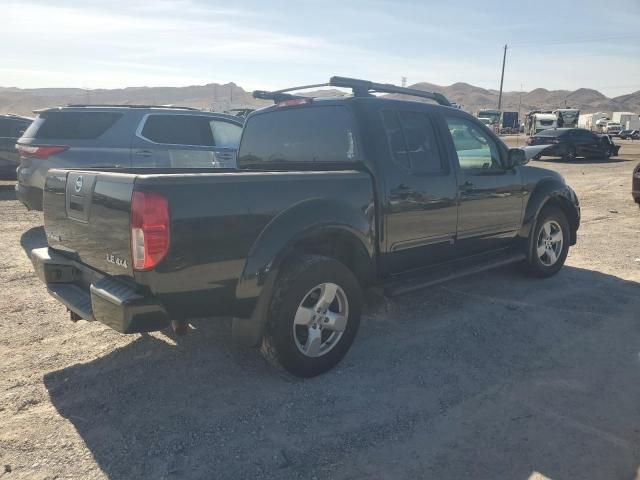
[520,179,579,246]
[231,198,376,346]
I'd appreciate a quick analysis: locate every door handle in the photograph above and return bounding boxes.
[135,150,152,157]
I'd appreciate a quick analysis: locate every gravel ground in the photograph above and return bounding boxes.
[0,140,639,480]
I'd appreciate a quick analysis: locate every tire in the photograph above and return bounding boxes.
[261,255,362,378]
[522,206,570,278]
[563,145,577,161]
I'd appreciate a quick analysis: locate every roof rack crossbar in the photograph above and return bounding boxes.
[329,76,451,106]
[253,82,331,102]
[253,77,451,107]
[252,91,305,102]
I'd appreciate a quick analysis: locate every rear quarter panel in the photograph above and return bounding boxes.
[133,170,376,319]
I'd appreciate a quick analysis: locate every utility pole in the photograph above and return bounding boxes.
[401,76,407,88]
[497,44,508,110]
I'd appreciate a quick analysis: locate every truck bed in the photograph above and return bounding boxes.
[43,168,376,320]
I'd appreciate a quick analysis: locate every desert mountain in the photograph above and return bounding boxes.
[1,81,639,117]
[0,83,269,117]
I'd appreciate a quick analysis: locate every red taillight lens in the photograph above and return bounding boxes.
[276,98,312,108]
[16,144,69,159]
[130,191,169,271]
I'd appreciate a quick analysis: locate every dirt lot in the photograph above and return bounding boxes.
[1,140,639,480]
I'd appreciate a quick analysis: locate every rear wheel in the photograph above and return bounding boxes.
[522,207,570,278]
[261,255,362,378]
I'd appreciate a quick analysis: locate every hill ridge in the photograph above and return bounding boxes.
[1,81,638,116]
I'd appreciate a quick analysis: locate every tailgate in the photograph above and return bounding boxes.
[44,169,135,277]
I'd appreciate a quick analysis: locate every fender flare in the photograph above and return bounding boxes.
[519,179,579,246]
[232,197,375,346]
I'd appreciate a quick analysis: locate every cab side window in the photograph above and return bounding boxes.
[382,110,446,174]
[445,117,503,171]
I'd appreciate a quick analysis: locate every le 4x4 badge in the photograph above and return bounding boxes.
[105,253,128,269]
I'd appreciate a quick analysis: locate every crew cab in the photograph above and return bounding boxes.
[32,77,580,377]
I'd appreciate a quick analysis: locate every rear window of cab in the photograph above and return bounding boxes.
[237,105,357,167]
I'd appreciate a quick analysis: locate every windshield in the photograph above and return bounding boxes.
[477,111,500,123]
[558,111,578,123]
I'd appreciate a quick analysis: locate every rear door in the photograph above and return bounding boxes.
[5,119,30,164]
[378,107,458,274]
[442,113,524,255]
[132,114,242,168]
[571,129,601,157]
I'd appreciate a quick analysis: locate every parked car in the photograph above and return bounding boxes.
[633,163,640,206]
[0,114,32,178]
[604,122,622,136]
[619,129,640,140]
[526,128,620,160]
[31,77,580,378]
[16,105,243,210]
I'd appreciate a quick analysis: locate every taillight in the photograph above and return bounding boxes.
[526,137,534,145]
[16,144,69,159]
[130,191,169,271]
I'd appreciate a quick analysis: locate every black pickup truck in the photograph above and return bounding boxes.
[32,77,580,377]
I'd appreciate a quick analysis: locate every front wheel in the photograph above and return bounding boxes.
[261,255,362,378]
[562,145,577,161]
[522,206,570,278]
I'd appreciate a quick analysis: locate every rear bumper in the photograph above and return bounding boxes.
[31,247,170,333]
[15,183,43,210]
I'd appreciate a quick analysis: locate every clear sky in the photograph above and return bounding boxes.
[2,0,640,96]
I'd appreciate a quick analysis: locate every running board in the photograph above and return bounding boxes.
[383,251,526,297]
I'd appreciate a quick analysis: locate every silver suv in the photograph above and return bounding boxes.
[16,105,244,210]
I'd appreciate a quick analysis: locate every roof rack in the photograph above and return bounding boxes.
[253,82,330,103]
[1,113,33,120]
[253,76,451,107]
[62,104,201,110]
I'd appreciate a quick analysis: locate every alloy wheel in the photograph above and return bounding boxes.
[536,220,563,266]
[292,283,349,358]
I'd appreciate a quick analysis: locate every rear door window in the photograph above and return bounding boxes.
[24,112,122,140]
[237,106,357,166]
[209,119,242,148]
[382,110,446,173]
[141,115,213,146]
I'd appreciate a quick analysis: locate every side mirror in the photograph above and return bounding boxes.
[507,148,528,168]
